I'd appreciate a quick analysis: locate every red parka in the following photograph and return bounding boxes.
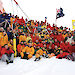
[1,48,14,56]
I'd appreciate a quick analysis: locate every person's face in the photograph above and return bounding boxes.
[7,27,10,31]
[3,14,5,16]
[50,41,52,44]
[55,39,57,42]
[0,28,4,32]
[44,44,46,47]
[24,41,26,44]
[19,30,22,32]
[21,42,23,45]
[60,50,63,54]
[10,39,13,43]
[55,46,57,49]
[38,46,40,48]
[5,45,8,49]
[29,43,32,47]
[49,46,51,49]
[60,41,63,43]
[36,40,38,43]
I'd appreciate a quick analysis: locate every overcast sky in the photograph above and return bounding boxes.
[1,0,75,30]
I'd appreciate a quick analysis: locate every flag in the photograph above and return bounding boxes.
[72,20,75,29]
[56,8,65,19]
[45,17,47,24]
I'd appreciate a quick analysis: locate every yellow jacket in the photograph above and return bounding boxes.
[35,49,43,58]
[62,34,68,39]
[21,46,35,58]
[8,42,13,50]
[0,33,8,46]
[19,35,26,43]
[36,49,43,56]
[10,17,14,28]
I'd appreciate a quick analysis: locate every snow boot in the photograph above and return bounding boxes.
[6,60,9,64]
[34,57,41,61]
[10,61,13,63]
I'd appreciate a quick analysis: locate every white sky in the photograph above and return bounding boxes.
[1,0,75,30]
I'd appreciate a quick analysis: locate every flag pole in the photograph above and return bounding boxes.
[55,9,57,26]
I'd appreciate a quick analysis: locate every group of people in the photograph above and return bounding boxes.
[0,11,75,64]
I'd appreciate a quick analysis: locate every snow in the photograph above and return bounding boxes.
[0,57,75,75]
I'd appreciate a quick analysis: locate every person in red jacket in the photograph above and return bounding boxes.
[64,41,71,53]
[1,44,14,64]
[56,50,69,59]
[60,41,65,51]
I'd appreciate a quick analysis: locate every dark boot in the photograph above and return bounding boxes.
[10,61,13,63]
[6,60,9,64]
[34,57,41,61]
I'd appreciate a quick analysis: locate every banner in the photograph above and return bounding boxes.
[72,20,75,30]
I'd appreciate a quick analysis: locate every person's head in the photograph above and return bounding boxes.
[50,41,52,44]
[10,39,13,44]
[24,41,26,45]
[60,50,63,54]
[36,40,38,43]
[29,43,32,47]
[49,46,52,49]
[0,27,4,32]
[3,13,6,16]
[55,39,57,42]
[21,41,23,45]
[65,41,68,44]
[38,46,40,49]
[60,41,63,43]
[19,29,22,33]
[55,45,58,49]
[22,32,25,35]
[3,31,6,35]
[4,44,8,49]
[7,27,10,32]
[44,44,46,48]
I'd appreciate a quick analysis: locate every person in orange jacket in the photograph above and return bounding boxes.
[19,32,26,43]
[0,31,8,46]
[17,41,25,57]
[8,39,13,50]
[20,43,34,60]
[34,48,43,61]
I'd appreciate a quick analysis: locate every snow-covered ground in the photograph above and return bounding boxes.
[0,57,75,75]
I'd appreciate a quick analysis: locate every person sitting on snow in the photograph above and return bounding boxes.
[17,41,25,57]
[0,44,14,64]
[34,48,43,61]
[20,43,35,60]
